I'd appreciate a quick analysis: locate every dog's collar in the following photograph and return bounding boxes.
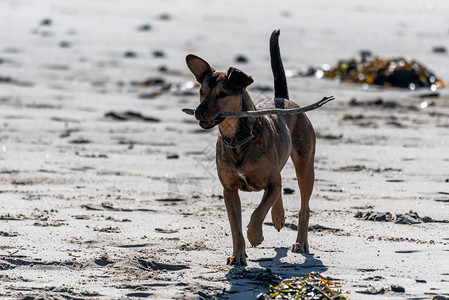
[220,116,262,148]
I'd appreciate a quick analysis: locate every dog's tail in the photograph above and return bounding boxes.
[270,29,289,100]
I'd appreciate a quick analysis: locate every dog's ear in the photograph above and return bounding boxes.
[186,54,215,83]
[227,67,254,89]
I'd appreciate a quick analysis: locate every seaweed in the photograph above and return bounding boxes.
[297,54,444,90]
[257,272,347,300]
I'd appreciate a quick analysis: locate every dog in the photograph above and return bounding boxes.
[185,30,315,266]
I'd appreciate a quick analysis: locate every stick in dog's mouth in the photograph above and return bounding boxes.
[182,96,335,118]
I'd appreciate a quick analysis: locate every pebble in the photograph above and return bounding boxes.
[391,285,405,293]
[152,50,165,58]
[40,18,52,26]
[283,188,295,195]
[124,51,137,58]
[59,41,71,48]
[166,153,179,159]
[432,46,447,54]
[235,54,248,63]
[158,65,168,72]
[137,24,152,31]
[158,13,171,21]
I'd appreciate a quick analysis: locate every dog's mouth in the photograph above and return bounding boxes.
[199,116,225,129]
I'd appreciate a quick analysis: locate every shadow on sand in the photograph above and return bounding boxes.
[207,247,328,299]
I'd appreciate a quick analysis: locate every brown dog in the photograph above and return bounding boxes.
[186,30,315,266]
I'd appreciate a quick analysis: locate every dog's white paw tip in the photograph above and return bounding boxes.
[227,255,247,266]
[291,242,309,253]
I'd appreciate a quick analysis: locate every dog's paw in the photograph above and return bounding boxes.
[271,215,285,232]
[247,227,264,247]
[227,253,247,266]
[291,241,309,253]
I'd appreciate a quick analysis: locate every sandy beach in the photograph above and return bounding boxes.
[1,0,449,299]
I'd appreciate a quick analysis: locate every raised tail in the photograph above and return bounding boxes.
[270,29,289,100]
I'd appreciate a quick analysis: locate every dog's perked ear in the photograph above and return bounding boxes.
[227,67,254,89]
[186,54,215,83]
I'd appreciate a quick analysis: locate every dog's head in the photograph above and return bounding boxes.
[186,54,253,129]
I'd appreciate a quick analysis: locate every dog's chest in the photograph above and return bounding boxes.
[217,141,271,192]
[236,170,263,192]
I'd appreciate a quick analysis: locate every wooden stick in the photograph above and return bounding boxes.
[182,96,334,118]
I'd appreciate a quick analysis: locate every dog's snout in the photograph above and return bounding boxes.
[194,106,208,120]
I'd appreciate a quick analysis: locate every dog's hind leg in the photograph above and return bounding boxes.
[271,194,285,231]
[223,188,247,266]
[290,123,315,253]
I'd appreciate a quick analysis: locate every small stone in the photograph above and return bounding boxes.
[158,65,168,72]
[235,54,248,63]
[166,153,179,159]
[124,51,137,58]
[137,24,152,31]
[432,46,447,54]
[391,285,405,293]
[152,50,165,58]
[283,188,295,195]
[158,13,171,21]
[433,296,449,300]
[59,41,71,48]
[94,255,115,266]
[40,18,52,26]
[69,138,91,144]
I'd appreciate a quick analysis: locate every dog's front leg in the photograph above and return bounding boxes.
[223,188,246,266]
[247,179,282,247]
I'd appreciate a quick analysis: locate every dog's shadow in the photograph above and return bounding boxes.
[212,247,328,299]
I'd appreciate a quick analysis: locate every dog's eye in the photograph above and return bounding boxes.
[218,92,227,98]
[199,89,204,96]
